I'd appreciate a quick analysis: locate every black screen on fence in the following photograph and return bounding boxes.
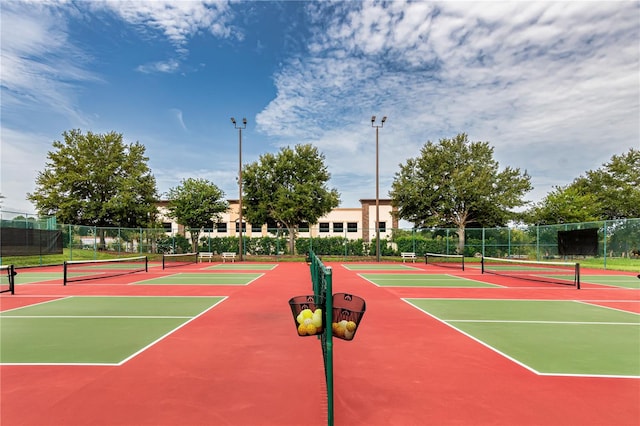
[557,228,598,256]
[0,228,64,256]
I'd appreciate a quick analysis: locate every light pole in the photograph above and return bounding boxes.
[231,117,247,261]
[371,115,386,262]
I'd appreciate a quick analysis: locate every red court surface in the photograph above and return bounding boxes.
[1,261,639,426]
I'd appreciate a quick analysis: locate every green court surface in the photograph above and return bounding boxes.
[0,296,224,364]
[135,272,263,285]
[206,264,277,270]
[360,273,499,287]
[405,299,640,377]
[580,274,640,289]
[342,264,421,271]
[10,272,62,284]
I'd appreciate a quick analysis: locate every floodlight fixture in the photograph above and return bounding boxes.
[371,115,387,262]
[231,116,248,261]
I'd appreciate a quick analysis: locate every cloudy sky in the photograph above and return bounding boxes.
[1,0,638,215]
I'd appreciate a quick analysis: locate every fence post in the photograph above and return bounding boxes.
[603,220,608,270]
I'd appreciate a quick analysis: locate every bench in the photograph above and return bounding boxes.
[198,252,214,262]
[221,252,237,263]
[401,252,416,263]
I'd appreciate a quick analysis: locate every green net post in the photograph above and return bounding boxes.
[309,250,334,426]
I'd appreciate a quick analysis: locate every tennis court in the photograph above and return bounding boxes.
[134,272,263,285]
[359,272,500,287]
[1,259,638,426]
[0,296,224,364]
[9,271,61,284]
[581,274,640,289]
[207,263,277,270]
[341,264,421,271]
[405,298,639,377]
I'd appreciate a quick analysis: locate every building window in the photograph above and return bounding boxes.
[162,222,172,233]
[347,222,358,233]
[378,222,386,232]
[333,222,344,233]
[319,222,330,233]
[216,222,227,233]
[299,222,309,232]
[235,222,247,232]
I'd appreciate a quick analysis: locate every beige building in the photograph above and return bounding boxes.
[157,199,397,242]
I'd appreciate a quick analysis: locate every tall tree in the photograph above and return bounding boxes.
[390,133,532,253]
[528,148,640,223]
[165,178,229,252]
[242,144,340,254]
[576,148,640,219]
[27,129,158,247]
[526,185,601,225]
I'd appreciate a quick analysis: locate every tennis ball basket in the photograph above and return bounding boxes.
[331,293,366,341]
[289,295,324,337]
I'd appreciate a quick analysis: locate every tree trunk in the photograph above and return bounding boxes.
[457,226,465,254]
[284,223,297,254]
[454,210,470,255]
[191,230,200,254]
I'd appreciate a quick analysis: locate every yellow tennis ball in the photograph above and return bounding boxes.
[297,323,307,336]
[313,308,322,317]
[346,321,357,332]
[302,309,313,319]
[305,323,317,335]
[296,312,305,324]
[344,329,355,340]
[312,312,322,328]
[312,317,322,328]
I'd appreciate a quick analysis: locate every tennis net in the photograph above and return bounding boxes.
[1,265,16,294]
[162,252,198,269]
[481,256,580,289]
[309,250,334,426]
[63,256,148,285]
[425,253,465,271]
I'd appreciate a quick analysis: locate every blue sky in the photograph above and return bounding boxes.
[1,0,639,215]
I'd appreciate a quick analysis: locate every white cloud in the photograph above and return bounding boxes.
[0,128,50,212]
[170,108,188,131]
[256,1,639,207]
[136,58,181,74]
[0,2,98,125]
[93,0,239,48]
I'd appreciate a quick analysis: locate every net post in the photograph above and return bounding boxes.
[576,263,581,290]
[461,256,465,271]
[325,265,334,426]
[2,265,16,295]
[481,256,485,274]
[63,261,68,286]
[145,256,148,273]
[10,265,15,294]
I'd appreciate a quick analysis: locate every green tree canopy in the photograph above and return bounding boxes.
[525,185,601,225]
[528,148,640,223]
[390,133,532,252]
[242,144,340,254]
[27,129,158,232]
[577,148,640,219]
[165,178,229,252]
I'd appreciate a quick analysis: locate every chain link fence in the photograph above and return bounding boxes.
[2,209,638,267]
